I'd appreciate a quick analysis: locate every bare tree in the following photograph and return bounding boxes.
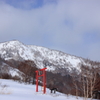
[17,60,38,84]
[72,77,79,99]
[71,68,80,99]
[80,60,100,100]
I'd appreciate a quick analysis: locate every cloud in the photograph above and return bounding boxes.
[0,0,100,61]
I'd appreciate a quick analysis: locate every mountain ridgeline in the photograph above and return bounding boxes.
[0,40,100,96]
[0,40,84,73]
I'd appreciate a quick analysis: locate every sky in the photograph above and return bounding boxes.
[0,0,100,61]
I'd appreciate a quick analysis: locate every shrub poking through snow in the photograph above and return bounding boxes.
[0,82,10,94]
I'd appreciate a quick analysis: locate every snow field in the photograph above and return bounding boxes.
[0,79,94,100]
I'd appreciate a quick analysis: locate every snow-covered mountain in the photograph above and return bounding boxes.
[0,40,84,73]
[0,40,100,96]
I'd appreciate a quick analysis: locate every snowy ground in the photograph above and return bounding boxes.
[0,79,95,100]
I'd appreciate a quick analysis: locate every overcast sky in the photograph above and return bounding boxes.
[0,0,100,61]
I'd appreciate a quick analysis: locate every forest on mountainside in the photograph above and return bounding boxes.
[0,56,100,99]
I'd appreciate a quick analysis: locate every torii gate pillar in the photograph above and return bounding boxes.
[35,68,47,94]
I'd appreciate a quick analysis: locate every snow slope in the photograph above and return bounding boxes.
[0,40,84,73]
[0,79,93,100]
[0,62,24,79]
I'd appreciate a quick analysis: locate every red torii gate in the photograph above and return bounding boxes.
[35,68,47,94]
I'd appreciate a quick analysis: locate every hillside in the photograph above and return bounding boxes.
[0,79,93,100]
[0,40,100,98]
[0,40,84,73]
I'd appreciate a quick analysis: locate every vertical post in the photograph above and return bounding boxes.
[44,70,46,93]
[35,71,38,92]
[43,69,46,93]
